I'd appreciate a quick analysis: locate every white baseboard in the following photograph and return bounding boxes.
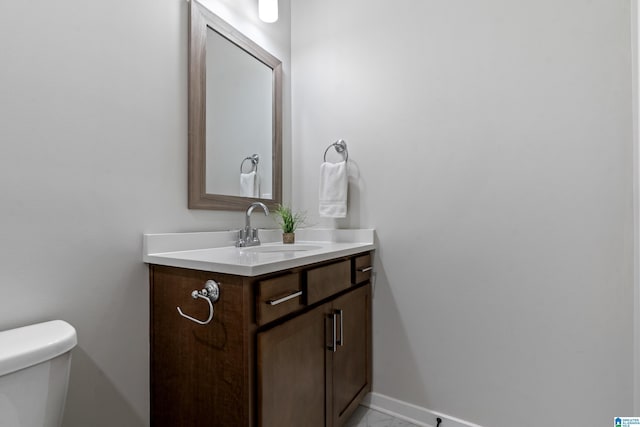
[361,392,485,427]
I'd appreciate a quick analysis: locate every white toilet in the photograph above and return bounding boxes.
[0,320,77,427]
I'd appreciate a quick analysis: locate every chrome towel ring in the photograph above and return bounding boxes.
[176,280,220,325]
[323,139,348,163]
[240,154,259,173]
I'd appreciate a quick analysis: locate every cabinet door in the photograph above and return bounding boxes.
[329,284,371,427]
[258,303,328,427]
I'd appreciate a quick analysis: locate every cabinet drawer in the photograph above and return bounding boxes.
[306,260,351,305]
[256,273,303,326]
[352,253,372,285]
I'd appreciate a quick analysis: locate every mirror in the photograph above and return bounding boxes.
[189,0,282,210]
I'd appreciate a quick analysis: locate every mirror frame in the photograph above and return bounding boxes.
[189,0,283,210]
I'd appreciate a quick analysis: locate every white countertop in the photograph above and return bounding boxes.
[143,229,375,276]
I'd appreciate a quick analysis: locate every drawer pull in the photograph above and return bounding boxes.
[357,266,373,273]
[328,312,338,352]
[335,309,344,347]
[267,290,303,306]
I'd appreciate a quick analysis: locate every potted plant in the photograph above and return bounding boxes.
[274,204,306,244]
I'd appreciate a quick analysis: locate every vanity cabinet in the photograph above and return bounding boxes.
[149,251,372,427]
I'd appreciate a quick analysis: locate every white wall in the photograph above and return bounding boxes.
[633,0,640,415]
[0,0,290,425]
[291,0,634,426]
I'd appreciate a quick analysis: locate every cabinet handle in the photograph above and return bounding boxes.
[328,312,337,352]
[357,266,373,273]
[266,290,303,306]
[335,309,344,347]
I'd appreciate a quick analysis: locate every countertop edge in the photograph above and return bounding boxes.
[144,243,375,277]
[143,228,375,254]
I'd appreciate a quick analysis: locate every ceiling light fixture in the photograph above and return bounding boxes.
[258,0,278,23]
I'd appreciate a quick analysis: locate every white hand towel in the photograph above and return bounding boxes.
[319,161,347,218]
[254,172,261,198]
[240,171,257,197]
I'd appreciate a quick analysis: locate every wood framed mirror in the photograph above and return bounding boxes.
[189,0,282,210]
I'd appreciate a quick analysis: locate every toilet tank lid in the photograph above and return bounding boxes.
[0,320,77,377]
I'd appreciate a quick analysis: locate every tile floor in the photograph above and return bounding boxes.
[345,406,422,427]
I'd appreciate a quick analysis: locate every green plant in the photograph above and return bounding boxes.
[274,204,306,233]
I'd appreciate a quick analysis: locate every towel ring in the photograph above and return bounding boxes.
[176,280,220,325]
[323,139,348,163]
[240,154,259,173]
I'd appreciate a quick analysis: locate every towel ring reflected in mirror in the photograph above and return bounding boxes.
[323,139,348,163]
[240,154,259,173]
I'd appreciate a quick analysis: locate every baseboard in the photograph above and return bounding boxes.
[361,392,485,427]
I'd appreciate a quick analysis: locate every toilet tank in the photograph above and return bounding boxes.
[0,320,77,427]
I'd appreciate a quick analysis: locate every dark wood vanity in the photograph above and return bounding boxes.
[149,251,373,427]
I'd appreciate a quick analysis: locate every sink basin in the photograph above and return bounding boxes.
[240,244,322,253]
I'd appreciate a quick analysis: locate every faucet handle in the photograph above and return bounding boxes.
[236,228,248,247]
[236,227,262,247]
[250,228,261,245]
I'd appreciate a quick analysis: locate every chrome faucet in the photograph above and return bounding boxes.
[236,202,270,247]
